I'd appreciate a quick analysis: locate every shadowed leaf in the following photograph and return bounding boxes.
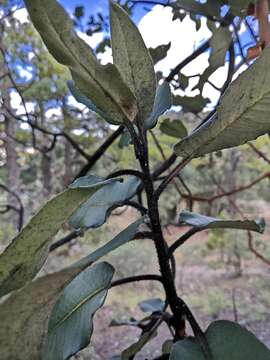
[24,0,137,123]
[160,118,188,139]
[170,320,270,359]
[69,176,140,229]
[179,210,265,233]
[174,46,270,157]
[0,176,118,297]
[110,1,156,123]
[145,82,172,129]
[43,262,114,360]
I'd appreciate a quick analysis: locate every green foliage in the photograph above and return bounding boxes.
[145,82,172,129]
[44,262,114,360]
[69,176,140,229]
[160,118,188,139]
[1,1,270,359]
[110,1,156,124]
[170,320,270,359]
[175,46,270,157]
[24,0,137,123]
[0,176,117,297]
[179,210,265,233]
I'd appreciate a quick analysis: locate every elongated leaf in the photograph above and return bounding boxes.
[170,320,270,360]
[69,176,140,229]
[67,81,120,125]
[0,219,143,359]
[121,331,158,360]
[145,82,172,129]
[160,118,188,139]
[0,176,118,297]
[179,210,265,233]
[149,42,171,65]
[44,262,114,360]
[110,1,156,123]
[74,217,145,269]
[174,46,270,157]
[0,267,81,360]
[25,0,137,123]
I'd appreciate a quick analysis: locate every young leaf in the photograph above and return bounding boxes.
[0,176,118,297]
[160,118,188,139]
[69,176,140,229]
[145,82,172,129]
[24,0,137,123]
[179,210,265,233]
[43,262,114,360]
[170,320,270,360]
[110,1,156,123]
[174,46,270,157]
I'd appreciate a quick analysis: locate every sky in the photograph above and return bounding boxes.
[11,1,255,116]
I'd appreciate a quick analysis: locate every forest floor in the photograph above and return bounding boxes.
[44,204,270,360]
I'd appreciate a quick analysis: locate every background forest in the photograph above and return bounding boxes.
[1,0,270,359]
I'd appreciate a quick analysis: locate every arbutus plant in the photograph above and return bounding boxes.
[1,0,270,359]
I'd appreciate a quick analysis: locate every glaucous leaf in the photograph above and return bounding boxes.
[0,176,117,297]
[43,262,114,360]
[179,210,265,233]
[160,118,188,139]
[149,42,171,65]
[174,46,270,157]
[69,176,140,229]
[110,1,156,123]
[170,320,270,360]
[138,298,165,313]
[145,82,172,129]
[24,0,137,123]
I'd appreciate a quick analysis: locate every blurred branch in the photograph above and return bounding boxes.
[0,183,24,231]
